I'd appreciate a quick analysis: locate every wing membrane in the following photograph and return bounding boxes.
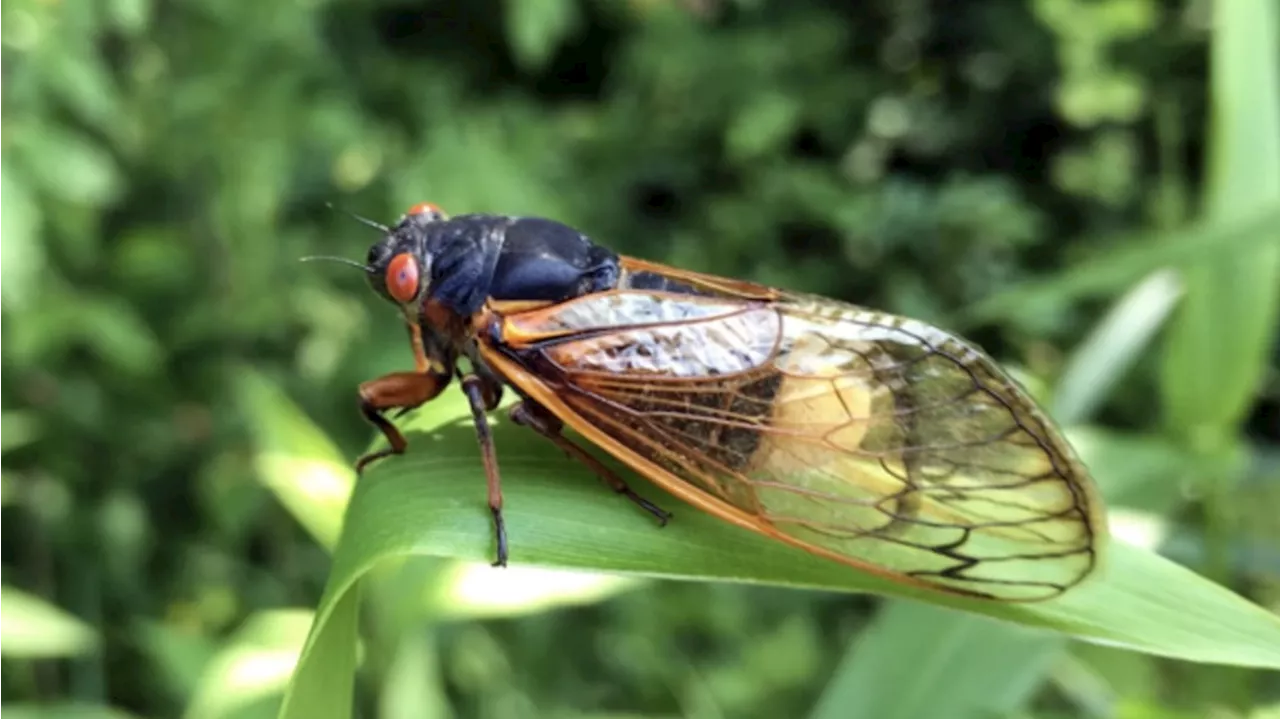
[485,287,1106,601]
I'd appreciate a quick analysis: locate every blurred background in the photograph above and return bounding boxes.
[2,0,1278,717]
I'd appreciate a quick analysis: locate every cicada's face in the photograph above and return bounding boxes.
[364,202,447,309]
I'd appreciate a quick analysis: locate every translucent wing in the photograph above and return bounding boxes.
[485,286,1106,601]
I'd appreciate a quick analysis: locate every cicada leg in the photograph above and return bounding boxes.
[355,368,451,474]
[356,319,456,473]
[458,372,511,567]
[509,400,672,526]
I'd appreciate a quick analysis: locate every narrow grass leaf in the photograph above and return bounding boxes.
[1053,270,1182,426]
[429,563,644,620]
[235,368,355,550]
[960,203,1280,326]
[185,609,315,719]
[276,397,1280,719]
[808,602,1062,719]
[1159,0,1280,442]
[277,588,360,719]
[0,585,99,659]
[0,705,143,719]
[379,633,453,719]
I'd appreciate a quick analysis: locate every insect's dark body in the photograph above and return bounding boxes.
[366,210,713,407]
[355,208,714,564]
[349,203,1105,601]
[368,211,712,313]
[367,213,620,315]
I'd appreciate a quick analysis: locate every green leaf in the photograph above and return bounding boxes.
[428,562,644,620]
[0,165,44,310]
[1063,427,1194,513]
[277,398,1280,718]
[1048,649,1126,717]
[185,609,315,719]
[0,585,99,658]
[726,92,803,161]
[1052,270,1182,426]
[39,41,126,139]
[504,0,580,72]
[235,369,354,551]
[1249,704,1280,719]
[959,202,1280,326]
[1159,0,1280,444]
[2,411,42,453]
[17,124,123,206]
[78,295,165,377]
[808,602,1063,719]
[237,368,641,622]
[133,621,220,704]
[391,110,576,224]
[107,0,152,36]
[378,633,451,719]
[277,590,359,719]
[0,704,143,719]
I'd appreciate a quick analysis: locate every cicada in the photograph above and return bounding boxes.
[320,202,1106,602]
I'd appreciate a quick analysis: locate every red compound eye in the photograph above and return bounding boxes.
[385,253,419,303]
[406,202,444,218]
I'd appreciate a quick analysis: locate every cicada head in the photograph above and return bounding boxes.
[364,202,449,308]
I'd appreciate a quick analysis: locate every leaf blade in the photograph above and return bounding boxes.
[282,398,1280,696]
[808,602,1063,719]
[960,203,1280,326]
[0,585,99,659]
[1159,0,1280,441]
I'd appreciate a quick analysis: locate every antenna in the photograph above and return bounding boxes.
[325,201,390,232]
[299,255,373,272]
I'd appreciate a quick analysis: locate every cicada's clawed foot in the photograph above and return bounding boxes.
[354,370,449,474]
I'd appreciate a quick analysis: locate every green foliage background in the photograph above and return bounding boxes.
[2,0,1278,718]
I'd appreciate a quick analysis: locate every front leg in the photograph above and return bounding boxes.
[356,317,455,473]
[355,369,450,474]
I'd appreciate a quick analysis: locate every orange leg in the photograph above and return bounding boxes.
[355,362,514,566]
[509,400,672,525]
[355,370,450,474]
